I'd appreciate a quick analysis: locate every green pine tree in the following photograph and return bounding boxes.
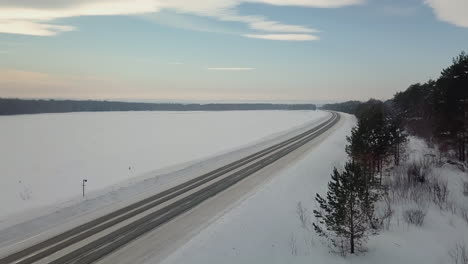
[386,109,408,166]
[313,162,378,255]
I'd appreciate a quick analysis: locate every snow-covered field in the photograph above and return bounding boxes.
[0,110,327,230]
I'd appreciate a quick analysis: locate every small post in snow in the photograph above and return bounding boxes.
[82,179,88,197]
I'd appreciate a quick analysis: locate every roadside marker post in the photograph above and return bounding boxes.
[82,179,88,197]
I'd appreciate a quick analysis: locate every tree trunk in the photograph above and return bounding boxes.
[350,203,355,254]
[379,159,383,185]
[394,143,400,166]
[462,136,466,162]
[459,135,465,162]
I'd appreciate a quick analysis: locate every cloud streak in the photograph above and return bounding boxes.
[0,20,75,36]
[0,0,363,39]
[207,67,255,71]
[244,33,319,41]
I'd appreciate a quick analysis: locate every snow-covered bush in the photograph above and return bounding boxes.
[407,160,431,184]
[376,193,393,230]
[402,208,426,226]
[428,177,449,209]
[296,202,310,230]
[387,159,452,212]
[460,208,468,225]
[288,234,298,256]
[449,241,468,264]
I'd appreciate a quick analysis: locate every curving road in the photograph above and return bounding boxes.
[0,112,340,264]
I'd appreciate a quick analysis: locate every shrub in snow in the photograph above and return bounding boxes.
[449,241,468,264]
[428,177,449,209]
[376,193,393,231]
[296,202,309,230]
[403,209,426,226]
[313,162,379,255]
[18,181,32,201]
[406,161,431,184]
[460,208,468,225]
[388,160,452,212]
[288,234,298,256]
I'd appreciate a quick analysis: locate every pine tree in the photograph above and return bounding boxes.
[387,109,408,166]
[434,52,468,162]
[313,162,378,255]
[347,100,392,176]
[346,120,372,166]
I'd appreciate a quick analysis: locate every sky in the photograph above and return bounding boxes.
[0,0,467,102]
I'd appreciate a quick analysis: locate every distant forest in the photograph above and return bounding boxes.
[321,100,362,115]
[0,98,316,115]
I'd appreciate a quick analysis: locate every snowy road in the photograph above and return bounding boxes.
[0,113,339,264]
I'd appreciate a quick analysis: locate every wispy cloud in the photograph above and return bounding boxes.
[425,0,468,28]
[169,62,184,65]
[211,13,319,35]
[249,20,319,33]
[145,11,236,35]
[244,33,319,41]
[0,0,364,38]
[0,20,75,36]
[253,0,364,8]
[207,67,255,71]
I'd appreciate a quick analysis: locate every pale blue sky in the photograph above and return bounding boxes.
[0,0,467,102]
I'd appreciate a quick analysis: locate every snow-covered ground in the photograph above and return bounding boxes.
[5,110,462,264]
[159,120,468,264]
[0,110,328,250]
[358,138,468,264]
[158,113,356,264]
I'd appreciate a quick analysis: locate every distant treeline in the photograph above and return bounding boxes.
[320,100,362,115]
[0,98,316,115]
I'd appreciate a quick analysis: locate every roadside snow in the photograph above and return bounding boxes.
[357,137,468,264]
[159,121,468,264]
[158,113,356,264]
[0,110,327,251]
